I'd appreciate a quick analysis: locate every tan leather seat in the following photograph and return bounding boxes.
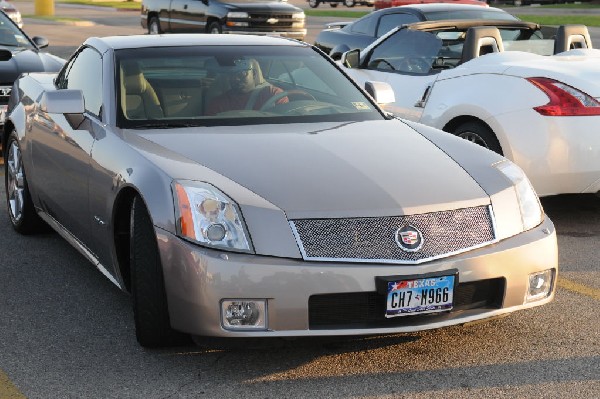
[120,62,163,120]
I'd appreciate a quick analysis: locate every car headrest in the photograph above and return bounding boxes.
[460,26,504,65]
[554,25,592,54]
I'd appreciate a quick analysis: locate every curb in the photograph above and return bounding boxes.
[56,3,140,12]
[23,17,96,26]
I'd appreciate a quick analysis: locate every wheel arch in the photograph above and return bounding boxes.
[3,119,15,156]
[112,186,143,293]
[442,115,505,155]
[206,17,223,33]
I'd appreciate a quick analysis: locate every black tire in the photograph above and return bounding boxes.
[308,0,320,8]
[207,21,222,34]
[5,130,45,234]
[330,2,338,7]
[130,196,189,347]
[453,121,503,155]
[344,0,356,7]
[148,16,162,35]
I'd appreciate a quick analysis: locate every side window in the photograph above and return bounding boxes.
[57,47,103,118]
[376,13,420,37]
[350,15,376,36]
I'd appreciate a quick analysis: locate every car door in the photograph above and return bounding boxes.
[345,29,443,121]
[169,0,207,32]
[29,47,104,248]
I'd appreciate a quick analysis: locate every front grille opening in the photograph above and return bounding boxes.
[291,205,496,264]
[308,278,505,330]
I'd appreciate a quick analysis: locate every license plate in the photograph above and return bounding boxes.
[385,275,455,318]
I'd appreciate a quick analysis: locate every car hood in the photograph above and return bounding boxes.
[0,48,63,82]
[226,2,302,12]
[132,119,489,219]
[442,50,600,97]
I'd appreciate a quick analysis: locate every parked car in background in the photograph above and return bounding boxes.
[308,0,374,8]
[0,10,64,126]
[141,0,306,40]
[374,0,488,11]
[340,19,600,196]
[4,34,557,347]
[0,1,22,28]
[314,4,517,58]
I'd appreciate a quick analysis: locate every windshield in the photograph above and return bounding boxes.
[219,0,287,3]
[116,45,383,128]
[0,12,33,49]
[366,26,551,75]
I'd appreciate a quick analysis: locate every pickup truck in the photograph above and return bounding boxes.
[141,0,306,40]
[307,0,373,8]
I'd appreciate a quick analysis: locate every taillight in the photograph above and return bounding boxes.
[527,77,600,116]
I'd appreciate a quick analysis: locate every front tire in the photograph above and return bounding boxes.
[308,0,320,8]
[130,196,189,347]
[148,16,162,34]
[207,21,222,34]
[453,121,503,155]
[5,130,45,234]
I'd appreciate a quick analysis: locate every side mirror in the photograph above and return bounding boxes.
[365,81,395,105]
[329,44,350,61]
[32,36,49,49]
[340,49,360,68]
[40,89,86,129]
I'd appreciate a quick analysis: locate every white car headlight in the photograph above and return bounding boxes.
[173,181,252,253]
[495,161,543,231]
[291,12,305,19]
[227,11,249,18]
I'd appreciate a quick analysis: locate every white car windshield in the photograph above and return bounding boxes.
[116,45,383,128]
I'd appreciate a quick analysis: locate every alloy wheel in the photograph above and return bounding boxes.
[7,139,24,223]
[458,131,489,149]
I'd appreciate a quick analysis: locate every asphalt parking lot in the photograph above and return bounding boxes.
[0,2,599,398]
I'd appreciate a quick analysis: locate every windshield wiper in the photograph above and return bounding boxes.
[130,122,201,129]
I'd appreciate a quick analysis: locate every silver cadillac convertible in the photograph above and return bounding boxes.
[3,34,558,347]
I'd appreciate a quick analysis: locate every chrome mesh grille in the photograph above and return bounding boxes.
[290,206,495,264]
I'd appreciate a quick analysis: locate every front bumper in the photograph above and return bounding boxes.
[158,217,557,338]
[222,28,306,40]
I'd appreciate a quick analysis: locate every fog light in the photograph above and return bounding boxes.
[525,269,554,303]
[222,300,267,330]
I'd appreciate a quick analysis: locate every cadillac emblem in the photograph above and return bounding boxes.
[394,225,424,252]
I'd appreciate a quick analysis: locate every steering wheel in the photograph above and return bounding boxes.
[368,58,396,71]
[260,90,316,111]
[397,57,431,73]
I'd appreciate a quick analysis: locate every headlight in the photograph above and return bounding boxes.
[292,12,305,19]
[227,11,249,18]
[495,161,543,231]
[173,180,253,253]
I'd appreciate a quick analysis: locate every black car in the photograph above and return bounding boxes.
[314,4,518,59]
[0,10,64,126]
[141,0,306,40]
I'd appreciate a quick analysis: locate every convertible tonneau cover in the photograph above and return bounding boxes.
[404,19,540,32]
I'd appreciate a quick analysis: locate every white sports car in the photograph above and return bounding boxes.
[340,19,600,197]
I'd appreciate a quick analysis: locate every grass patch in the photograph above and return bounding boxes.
[58,0,141,10]
[514,14,600,27]
[304,10,369,18]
